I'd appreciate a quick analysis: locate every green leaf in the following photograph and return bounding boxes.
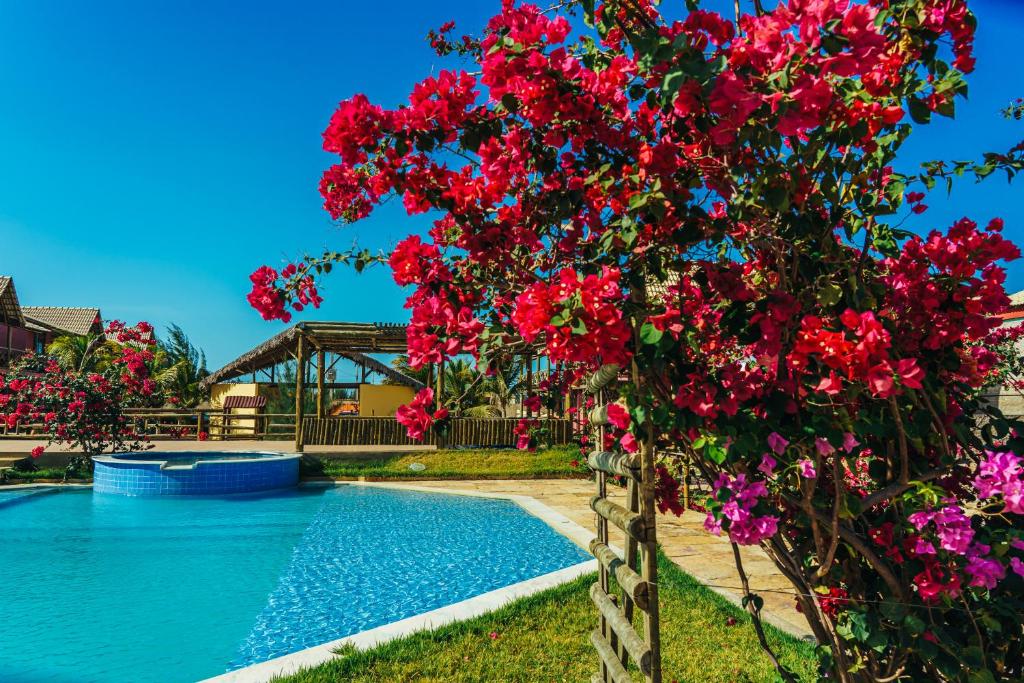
[908,97,931,124]
[640,322,663,345]
[705,443,727,465]
[817,283,843,307]
[904,614,926,635]
[662,67,686,99]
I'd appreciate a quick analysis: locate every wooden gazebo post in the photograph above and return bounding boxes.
[316,349,326,418]
[294,333,305,453]
[526,352,534,417]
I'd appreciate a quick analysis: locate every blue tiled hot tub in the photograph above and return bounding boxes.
[92,452,301,496]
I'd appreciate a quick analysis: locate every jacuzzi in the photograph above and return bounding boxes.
[92,452,301,496]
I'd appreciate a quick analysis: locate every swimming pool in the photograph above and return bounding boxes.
[92,451,300,496]
[0,485,590,682]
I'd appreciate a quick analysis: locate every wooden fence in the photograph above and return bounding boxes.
[302,416,572,448]
[1,411,572,448]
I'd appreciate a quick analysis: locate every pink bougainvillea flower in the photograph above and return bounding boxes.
[798,459,817,479]
[605,402,630,430]
[842,433,859,453]
[757,453,777,477]
[767,432,789,455]
[814,437,835,456]
[620,432,638,453]
[396,388,439,441]
[974,450,1024,514]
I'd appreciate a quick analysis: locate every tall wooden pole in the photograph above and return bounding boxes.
[316,349,325,418]
[526,353,534,417]
[435,358,444,410]
[294,334,306,453]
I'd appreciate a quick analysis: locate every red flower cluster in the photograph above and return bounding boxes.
[395,388,447,440]
[247,263,323,323]
[511,268,632,366]
[789,308,924,399]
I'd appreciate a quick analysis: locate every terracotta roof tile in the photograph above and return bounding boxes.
[0,276,25,325]
[22,306,102,336]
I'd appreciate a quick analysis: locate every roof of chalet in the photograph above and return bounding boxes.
[0,277,25,326]
[200,322,423,390]
[222,395,268,410]
[1001,290,1024,322]
[21,306,102,336]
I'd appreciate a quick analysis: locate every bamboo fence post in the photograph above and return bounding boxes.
[294,333,306,452]
[526,353,534,416]
[435,358,444,410]
[316,349,325,418]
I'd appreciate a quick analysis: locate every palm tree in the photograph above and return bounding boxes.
[47,333,118,373]
[387,354,431,385]
[388,353,526,417]
[474,356,526,418]
[442,358,490,417]
[152,324,209,408]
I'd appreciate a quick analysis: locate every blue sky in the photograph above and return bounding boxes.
[1,0,1022,368]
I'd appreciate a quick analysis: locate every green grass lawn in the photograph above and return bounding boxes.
[276,552,816,683]
[301,445,586,480]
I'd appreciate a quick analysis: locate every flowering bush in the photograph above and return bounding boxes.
[0,321,160,473]
[251,1,1024,680]
[394,387,449,440]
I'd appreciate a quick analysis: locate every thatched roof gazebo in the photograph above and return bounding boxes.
[201,322,429,450]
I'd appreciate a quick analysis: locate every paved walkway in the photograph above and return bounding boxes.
[380,479,812,639]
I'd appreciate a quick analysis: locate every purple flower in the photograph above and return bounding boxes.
[705,472,778,545]
[974,450,1024,513]
[767,432,789,455]
[1011,557,1024,578]
[757,453,777,477]
[842,432,859,453]
[964,549,1006,590]
[907,510,935,531]
[913,538,936,555]
[932,506,974,555]
[798,459,817,479]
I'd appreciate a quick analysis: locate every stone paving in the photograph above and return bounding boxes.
[380,478,813,639]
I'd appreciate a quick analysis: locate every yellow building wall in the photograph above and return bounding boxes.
[359,384,416,417]
[209,383,262,436]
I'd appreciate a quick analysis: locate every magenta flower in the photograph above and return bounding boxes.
[798,459,817,479]
[767,432,789,455]
[842,432,859,453]
[964,548,1006,589]
[757,453,777,477]
[974,450,1024,514]
[706,472,778,545]
[815,437,835,456]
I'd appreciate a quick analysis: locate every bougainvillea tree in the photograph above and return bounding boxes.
[249,0,1024,679]
[0,321,160,474]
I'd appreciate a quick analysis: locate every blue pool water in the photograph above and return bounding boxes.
[0,485,590,682]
